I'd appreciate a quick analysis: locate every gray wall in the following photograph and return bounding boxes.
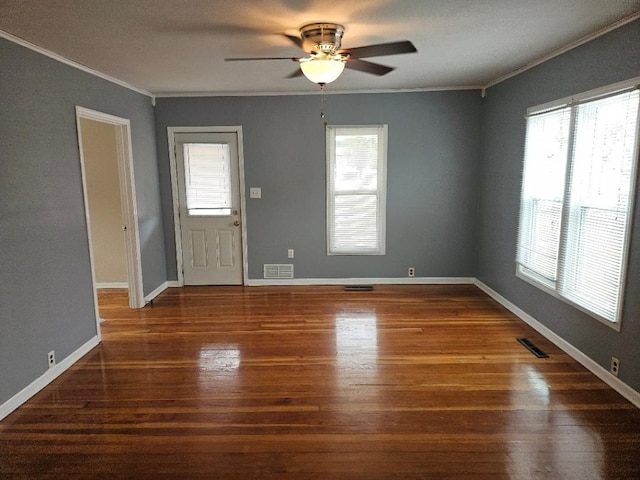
[154,91,483,280]
[0,38,166,405]
[476,19,640,391]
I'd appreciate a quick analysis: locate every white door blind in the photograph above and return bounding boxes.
[516,86,640,324]
[327,126,387,255]
[183,143,232,216]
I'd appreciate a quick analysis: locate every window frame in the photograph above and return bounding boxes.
[326,125,388,256]
[516,77,640,331]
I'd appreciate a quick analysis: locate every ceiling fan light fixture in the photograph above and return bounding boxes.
[299,57,346,84]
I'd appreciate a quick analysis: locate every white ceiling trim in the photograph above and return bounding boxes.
[0,29,154,99]
[154,85,485,98]
[485,11,640,89]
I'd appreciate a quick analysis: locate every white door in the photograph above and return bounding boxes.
[174,132,243,285]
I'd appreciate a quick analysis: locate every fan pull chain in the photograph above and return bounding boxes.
[320,83,326,119]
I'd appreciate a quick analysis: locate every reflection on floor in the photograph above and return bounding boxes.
[2,285,639,479]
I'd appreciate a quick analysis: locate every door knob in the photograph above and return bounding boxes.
[233,220,240,226]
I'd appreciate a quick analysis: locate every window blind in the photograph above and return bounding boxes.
[183,143,232,216]
[516,86,640,324]
[559,90,640,321]
[516,107,571,286]
[327,126,387,255]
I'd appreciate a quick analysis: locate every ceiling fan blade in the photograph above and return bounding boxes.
[286,69,304,79]
[283,34,304,49]
[345,59,394,76]
[340,40,417,59]
[225,57,300,61]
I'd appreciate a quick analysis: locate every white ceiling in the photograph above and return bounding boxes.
[1,0,639,96]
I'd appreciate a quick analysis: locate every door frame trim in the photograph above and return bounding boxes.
[75,106,145,313]
[167,126,248,286]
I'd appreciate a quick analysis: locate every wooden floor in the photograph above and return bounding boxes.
[1,285,639,479]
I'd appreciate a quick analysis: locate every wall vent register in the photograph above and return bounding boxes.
[263,264,294,279]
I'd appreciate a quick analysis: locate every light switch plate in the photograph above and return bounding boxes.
[250,187,261,199]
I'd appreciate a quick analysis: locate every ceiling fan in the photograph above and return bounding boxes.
[225,22,417,85]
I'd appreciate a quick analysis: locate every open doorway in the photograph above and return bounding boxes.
[80,119,128,287]
[76,107,144,320]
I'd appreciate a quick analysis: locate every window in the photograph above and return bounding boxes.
[183,143,232,216]
[516,83,640,325]
[327,125,387,255]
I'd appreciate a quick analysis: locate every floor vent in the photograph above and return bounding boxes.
[517,337,549,358]
[344,285,374,291]
[263,264,294,279]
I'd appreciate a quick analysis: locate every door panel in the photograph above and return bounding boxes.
[175,132,243,285]
[217,230,235,268]
[190,230,208,269]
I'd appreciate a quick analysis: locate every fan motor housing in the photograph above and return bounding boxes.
[299,23,345,54]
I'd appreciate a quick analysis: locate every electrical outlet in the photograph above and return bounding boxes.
[408,267,415,277]
[288,249,294,259]
[48,350,56,368]
[610,357,620,377]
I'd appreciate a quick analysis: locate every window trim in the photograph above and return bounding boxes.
[525,77,640,117]
[326,125,388,256]
[516,77,640,331]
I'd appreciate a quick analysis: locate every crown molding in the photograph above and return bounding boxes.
[153,85,484,98]
[484,11,640,90]
[0,30,153,98]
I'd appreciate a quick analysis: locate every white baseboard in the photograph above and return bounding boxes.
[144,281,171,304]
[96,282,128,289]
[246,277,476,286]
[474,280,640,409]
[0,335,101,421]
[143,281,180,303]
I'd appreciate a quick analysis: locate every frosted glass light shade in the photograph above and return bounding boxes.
[299,58,346,84]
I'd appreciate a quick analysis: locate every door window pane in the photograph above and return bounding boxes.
[183,143,232,216]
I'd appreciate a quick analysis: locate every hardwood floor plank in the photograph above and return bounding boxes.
[1,285,638,479]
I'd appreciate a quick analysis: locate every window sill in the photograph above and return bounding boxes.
[515,267,622,332]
